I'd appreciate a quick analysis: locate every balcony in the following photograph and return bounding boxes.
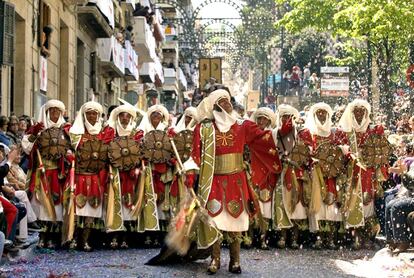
[132,16,157,63]
[124,41,139,81]
[139,62,156,83]
[162,40,178,54]
[77,3,113,38]
[97,36,125,78]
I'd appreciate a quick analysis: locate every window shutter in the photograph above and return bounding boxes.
[0,1,15,66]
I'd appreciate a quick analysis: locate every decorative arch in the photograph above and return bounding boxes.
[193,0,244,20]
[198,19,239,35]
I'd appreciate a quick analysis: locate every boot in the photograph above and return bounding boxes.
[325,231,337,250]
[228,233,242,274]
[37,232,46,248]
[260,232,269,250]
[110,234,119,249]
[207,241,221,275]
[277,229,287,249]
[120,233,129,249]
[82,228,92,252]
[290,227,299,249]
[392,242,410,255]
[312,233,323,250]
[69,239,77,250]
[351,230,361,250]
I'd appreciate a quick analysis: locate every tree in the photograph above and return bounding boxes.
[282,28,328,74]
[275,0,414,120]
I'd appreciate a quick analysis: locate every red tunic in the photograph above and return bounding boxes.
[118,130,144,208]
[74,126,114,209]
[310,128,348,198]
[28,123,72,205]
[283,128,312,196]
[342,125,389,200]
[192,120,282,218]
[150,127,179,203]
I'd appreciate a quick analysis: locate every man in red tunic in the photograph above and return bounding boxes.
[23,100,71,249]
[192,89,282,274]
[272,104,312,249]
[106,104,145,248]
[69,101,114,251]
[338,99,389,249]
[304,103,347,249]
[250,107,278,249]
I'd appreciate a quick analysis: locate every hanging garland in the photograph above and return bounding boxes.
[406,64,414,88]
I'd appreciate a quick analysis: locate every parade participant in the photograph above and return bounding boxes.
[107,104,158,248]
[272,104,312,249]
[250,107,277,249]
[138,104,172,242]
[174,107,198,133]
[22,100,71,249]
[304,103,347,249]
[338,99,390,249]
[172,106,198,189]
[69,101,114,251]
[193,89,282,274]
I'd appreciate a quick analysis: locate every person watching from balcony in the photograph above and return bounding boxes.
[40,25,53,58]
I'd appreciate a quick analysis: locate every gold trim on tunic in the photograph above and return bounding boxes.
[214,153,244,175]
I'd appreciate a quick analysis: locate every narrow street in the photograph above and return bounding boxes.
[1,241,413,278]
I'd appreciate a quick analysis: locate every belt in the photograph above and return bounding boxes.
[214,153,244,175]
[43,159,58,170]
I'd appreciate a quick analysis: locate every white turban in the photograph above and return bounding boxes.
[338,99,371,133]
[304,102,333,137]
[251,107,276,129]
[108,104,136,136]
[174,107,198,133]
[276,104,300,127]
[70,101,103,136]
[37,99,66,129]
[196,89,231,121]
[138,104,169,134]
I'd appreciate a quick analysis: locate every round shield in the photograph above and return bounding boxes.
[288,139,310,168]
[108,136,141,171]
[314,141,346,178]
[361,134,392,168]
[38,127,70,160]
[76,139,108,173]
[173,130,194,162]
[141,130,172,163]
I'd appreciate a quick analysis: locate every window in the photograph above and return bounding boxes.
[38,0,51,57]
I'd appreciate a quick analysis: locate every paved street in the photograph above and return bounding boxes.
[1,245,412,278]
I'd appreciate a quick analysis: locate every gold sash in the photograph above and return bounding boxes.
[214,153,244,175]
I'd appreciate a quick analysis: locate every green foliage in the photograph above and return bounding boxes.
[276,0,414,111]
[282,28,328,73]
